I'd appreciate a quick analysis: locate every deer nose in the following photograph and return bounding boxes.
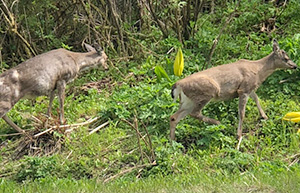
[289,61,298,69]
[291,64,298,69]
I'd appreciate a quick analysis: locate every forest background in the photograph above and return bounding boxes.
[1,0,300,192]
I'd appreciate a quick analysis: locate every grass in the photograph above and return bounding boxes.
[1,65,300,192]
[1,167,300,193]
[1,11,300,192]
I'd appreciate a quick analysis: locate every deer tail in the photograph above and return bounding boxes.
[171,83,181,102]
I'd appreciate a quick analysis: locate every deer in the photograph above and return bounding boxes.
[170,39,297,149]
[0,43,108,134]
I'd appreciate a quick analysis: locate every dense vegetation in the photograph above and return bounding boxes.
[1,0,300,192]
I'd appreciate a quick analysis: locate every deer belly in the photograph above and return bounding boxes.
[213,91,239,101]
[23,79,55,99]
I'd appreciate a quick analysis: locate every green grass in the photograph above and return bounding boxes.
[1,168,300,193]
[1,63,300,192]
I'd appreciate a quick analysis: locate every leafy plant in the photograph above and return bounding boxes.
[16,156,58,182]
[154,65,171,82]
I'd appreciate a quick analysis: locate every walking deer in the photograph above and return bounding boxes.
[0,43,108,134]
[170,40,297,149]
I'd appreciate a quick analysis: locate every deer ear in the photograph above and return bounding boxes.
[84,43,96,52]
[273,39,280,53]
[93,43,103,55]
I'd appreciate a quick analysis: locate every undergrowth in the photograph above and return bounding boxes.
[1,1,300,192]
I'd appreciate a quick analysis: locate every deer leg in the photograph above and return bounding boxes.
[250,91,268,120]
[190,100,220,125]
[0,101,25,133]
[170,108,193,140]
[237,93,249,150]
[57,80,66,124]
[170,95,196,140]
[46,90,55,118]
[2,115,25,134]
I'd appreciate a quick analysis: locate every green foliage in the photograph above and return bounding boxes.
[1,0,300,191]
[16,156,58,182]
[154,65,171,82]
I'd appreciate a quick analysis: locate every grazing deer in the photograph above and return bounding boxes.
[0,43,108,134]
[170,40,297,149]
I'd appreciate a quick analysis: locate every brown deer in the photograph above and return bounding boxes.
[170,40,297,149]
[0,43,108,134]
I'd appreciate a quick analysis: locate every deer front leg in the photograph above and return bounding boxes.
[237,93,249,150]
[250,91,268,120]
[57,80,66,124]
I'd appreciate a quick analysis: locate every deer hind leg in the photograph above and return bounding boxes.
[250,91,268,120]
[0,101,25,133]
[2,115,25,134]
[190,100,220,125]
[170,93,195,140]
[57,80,66,124]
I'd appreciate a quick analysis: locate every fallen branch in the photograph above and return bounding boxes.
[34,116,100,137]
[0,132,24,137]
[103,162,156,183]
[34,127,53,138]
[88,121,110,135]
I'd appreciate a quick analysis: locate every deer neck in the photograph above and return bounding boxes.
[255,52,276,83]
[72,52,98,71]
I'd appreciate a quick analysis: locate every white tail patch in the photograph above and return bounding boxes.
[180,90,195,112]
[173,85,195,111]
[172,85,181,102]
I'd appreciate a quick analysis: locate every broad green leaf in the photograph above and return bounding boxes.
[155,65,171,82]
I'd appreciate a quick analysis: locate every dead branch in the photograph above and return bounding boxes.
[88,121,110,135]
[134,115,144,162]
[34,116,100,137]
[121,119,149,147]
[141,121,155,162]
[103,162,156,183]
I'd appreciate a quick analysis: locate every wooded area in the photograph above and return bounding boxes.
[1,0,293,65]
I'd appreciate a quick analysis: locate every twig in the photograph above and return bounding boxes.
[30,115,43,124]
[88,121,110,135]
[134,115,144,162]
[0,132,24,137]
[288,158,299,168]
[121,119,149,147]
[141,121,155,162]
[166,47,175,55]
[34,127,53,138]
[103,162,156,183]
[285,153,300,161]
